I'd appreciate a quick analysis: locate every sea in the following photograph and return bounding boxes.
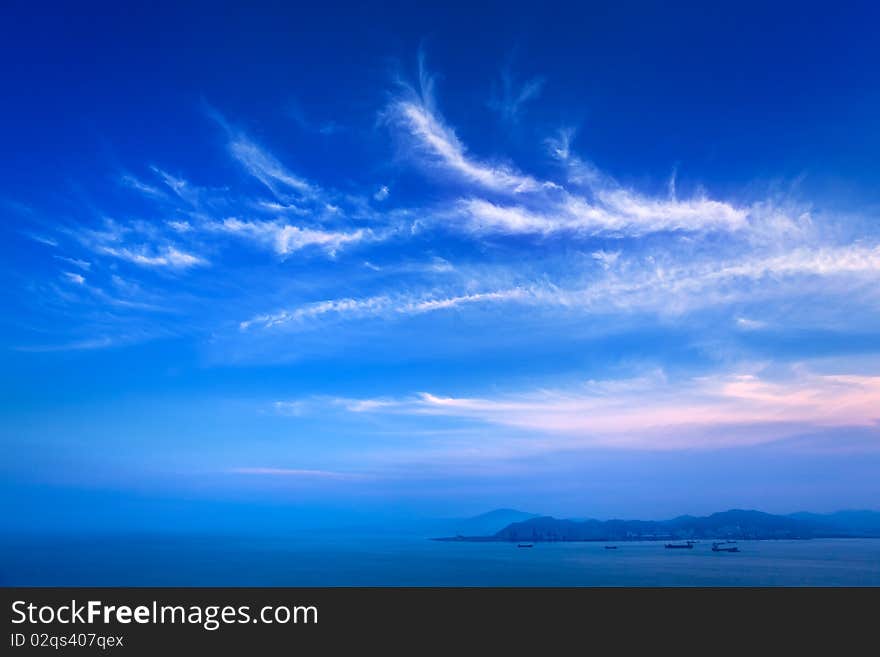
[2,533,879,586]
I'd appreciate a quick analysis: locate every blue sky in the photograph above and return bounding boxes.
[2,1,880,530]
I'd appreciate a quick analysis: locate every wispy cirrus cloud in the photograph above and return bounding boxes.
[736,317,768,331]
[14,336,120,352]
[229,467,365,480]
[62,271,85,285]
[120,173,169,201]
[24,232,59,247]
[207,217,375,257]
[238,242,880,332]
[62,217,208,270]
[288,368,880,451]
[388,67,806,244]
[454,193,748,236]
[96,244,207,269]
[239,288,530,330]
[529,242,877,320]
[392,99,546,193]
[389,60,548,194]
[207,106,314,199]
[227,134,314,198]
[240,296,394,330]
[488,69,544,123]
[53,255,91,270]
[150,166,206,207]
[13,60,880,368]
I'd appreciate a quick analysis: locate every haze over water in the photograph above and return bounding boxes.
[3,534,878,587]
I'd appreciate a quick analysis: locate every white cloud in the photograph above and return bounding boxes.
[66,217,209,274]
[710,245,880,279]
[553,243,880,315]
[62,271,85,285]
[228,135,313,198]
[455,192,747,237]
[54,255,91,270]
[545,127,577,162]
[735,317,768,330]
[241,296,394,330]
[150,167,202,206]
[272,400,309,416]
[596,188,748,233]
[14,337,118,352]
[239,287,530,330]
[389,75,761,240]
[488,70,544,123]
[390,65,762,245]
[254,200,309,215]
[238,241,880,331]
[207,106,314,199]
[398,289,526,313]
[229,467,362,479]
[425,256,454,273]
[210,217,371,256]
[592,250,621,270]
[392,98,546,193]
[336,398,399,412]
[98,245,207,269]
[120,173,168,200]
[22,88,878,374]
[25,233,58,247]
[361,257,455,275]
[321,369,880,450]
[166,220,193,233]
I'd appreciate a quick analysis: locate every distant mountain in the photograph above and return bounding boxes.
[436,509,880,542]
[447,509,538,537]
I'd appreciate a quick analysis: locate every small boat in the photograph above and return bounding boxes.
[665,541,695,549]
[712,542,740,552]
[604,545,618,550]
[517,543,534,548]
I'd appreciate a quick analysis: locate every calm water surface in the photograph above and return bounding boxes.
[2,534,878,586]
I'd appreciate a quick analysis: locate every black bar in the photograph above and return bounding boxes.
[2,587,877,654]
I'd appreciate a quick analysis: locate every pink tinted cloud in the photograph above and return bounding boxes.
[328,370,880,450]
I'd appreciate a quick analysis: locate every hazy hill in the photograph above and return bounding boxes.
[437,509,880,542]
[447,509,538,536]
